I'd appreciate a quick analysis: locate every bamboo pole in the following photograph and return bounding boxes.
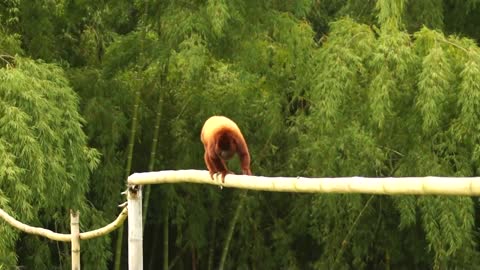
[81,207,128,240]
[0,207,128,242]
[128,186,143,270]
[70,210,81,270]
[128,170,480,196]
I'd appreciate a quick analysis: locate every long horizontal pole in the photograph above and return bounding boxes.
[128,170,480,196]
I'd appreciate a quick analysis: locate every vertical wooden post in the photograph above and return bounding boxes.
[70,210,81,270]
[128,186,143,270]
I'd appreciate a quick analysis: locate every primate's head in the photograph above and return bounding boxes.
[217,133,236,160]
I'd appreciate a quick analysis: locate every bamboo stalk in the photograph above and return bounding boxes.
[207,203,218,270]
[128,170,480,196]
[163,206,169,270]
[128,186,143,270]
[70,210,81,270]
[143,90,163,228]
[218,191,247,270]
[114,0,150,265]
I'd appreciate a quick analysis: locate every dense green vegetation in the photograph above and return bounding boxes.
[1,0,480,269]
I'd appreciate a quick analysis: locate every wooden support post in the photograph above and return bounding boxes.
[70,210,80,270]
[128,186,143,270]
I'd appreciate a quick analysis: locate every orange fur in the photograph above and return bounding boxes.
[201,116,252,182]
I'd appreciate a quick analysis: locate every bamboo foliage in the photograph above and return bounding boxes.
[0,57,108,268]
[3,0,480,269]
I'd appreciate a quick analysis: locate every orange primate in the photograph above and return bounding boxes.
[201,115,252,182]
